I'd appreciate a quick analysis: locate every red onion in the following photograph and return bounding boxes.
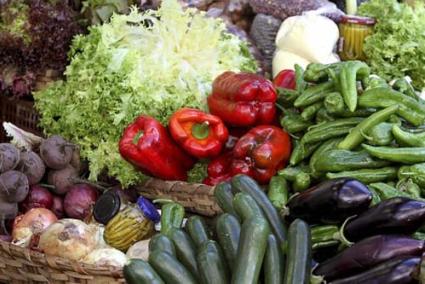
[12,208,57,247]
[52,195,64,219]
[64,184,99,220]
[21,185,54,212]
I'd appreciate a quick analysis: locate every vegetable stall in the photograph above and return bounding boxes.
[1,0,425,283]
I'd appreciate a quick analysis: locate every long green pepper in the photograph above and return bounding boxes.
[358,87,425,126]
[338,105,398,150]
[294,81,334,108]
[392,124,425,147]
[362,144,425,164]
[290,141,320,166]
[339,61,370,112]
[326,167,398,184]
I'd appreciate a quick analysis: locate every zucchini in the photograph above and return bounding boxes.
[214,182,239,219]
[123,259,165,284]
[186,215,211,248]
[232,175,287,244]
[232,217,270,284]
[233,192,265,221]
[197,240,230,284]
[149,234,176,256]
[216,213,241,271]
[168,228,199,279]
[149,250,197,284]
[283,219,311,284]
[264,234,284,284]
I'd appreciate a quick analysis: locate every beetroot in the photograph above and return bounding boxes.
[0,170,29,203]
[64,184,99,220]
[17,151,46,185]
[51,195,64,219]
[40,135,74,170]
[21,185,54,212]
[0,143,20,173]
[47,165,78,195]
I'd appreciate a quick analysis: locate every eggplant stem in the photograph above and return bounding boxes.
[279,206,290,218]
[338,216,356,247]
[310,274,325,284]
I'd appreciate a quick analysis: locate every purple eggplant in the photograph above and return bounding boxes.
[287,178,372,224]
[344,197,425,241]
[314,235,425,281]
[329,256,420,284]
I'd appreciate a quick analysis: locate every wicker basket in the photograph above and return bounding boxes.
[136,178,221,216]
[0,96,43,143]
[0,240,124,283]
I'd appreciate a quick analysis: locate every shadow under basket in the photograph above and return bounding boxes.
[0,96,43,143]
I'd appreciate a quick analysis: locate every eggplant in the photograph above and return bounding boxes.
[314,235,425,281]
[287,178,372,224]
[329,256,420,284]
[344,197,425,241]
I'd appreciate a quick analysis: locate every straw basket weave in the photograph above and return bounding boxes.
[0,240,124,283]
[0,179,219,283]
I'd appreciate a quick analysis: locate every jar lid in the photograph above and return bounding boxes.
[340,15,376,25]
[137,197,161,223]
[93,191,121,225]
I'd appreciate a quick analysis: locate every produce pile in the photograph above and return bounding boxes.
[123,174,425,284]
[35,0,258,187]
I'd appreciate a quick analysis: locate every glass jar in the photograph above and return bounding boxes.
[338,15,375,61]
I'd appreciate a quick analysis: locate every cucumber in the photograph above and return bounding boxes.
[216,213,241,271]
[283,219,311,284]
[149,234,176,256]
[264,234,284,284]
[168,228,199,279]
[232,175,287,244]
[214,182,239,219]
[186,215,211,248]
[123,259,165,284]
[233,192,265,221]
[232,217,270,284]
[197,240,230,284]
[149,251,197,284]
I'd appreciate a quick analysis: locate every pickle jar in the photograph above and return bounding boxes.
[338,15,375,61]
[103,196,160,251]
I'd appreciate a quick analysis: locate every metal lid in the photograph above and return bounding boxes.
[137,196,160,223]
[93,191,121,225]
[340,15,376,25]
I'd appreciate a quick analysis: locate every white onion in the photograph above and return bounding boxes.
[83,248,128,267]
[38,219,97,260]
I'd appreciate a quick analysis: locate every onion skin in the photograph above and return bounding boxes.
[38,219,98,260]
[12,208,57,247]
[64,184,99,220]
[21,185,54,213]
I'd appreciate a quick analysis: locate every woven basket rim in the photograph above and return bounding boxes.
[0,239,124,278]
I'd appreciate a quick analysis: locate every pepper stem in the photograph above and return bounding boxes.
[192,122,210,140]
[133,131,144,145]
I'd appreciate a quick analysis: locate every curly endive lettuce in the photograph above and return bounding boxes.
[35,0,257,187]
[359,0,425,90]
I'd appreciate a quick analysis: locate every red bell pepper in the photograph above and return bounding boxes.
[273,69,296,90]
[231,126,292,184]
[207,71,277,127]
[119,115,194,181]
[202,152,233,186]
[169,108,229,159]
